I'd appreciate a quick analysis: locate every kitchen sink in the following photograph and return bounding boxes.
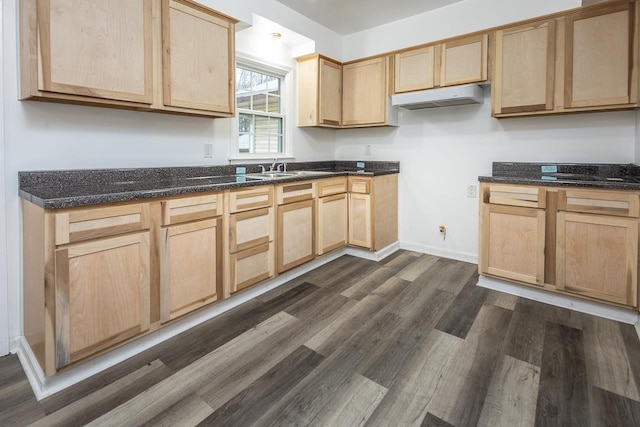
[286,170,334,176]
[244,172,295,179]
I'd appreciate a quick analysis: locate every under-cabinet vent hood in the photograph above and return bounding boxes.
[391,84,484,110]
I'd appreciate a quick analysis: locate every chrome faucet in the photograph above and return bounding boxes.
[269,158,278,172]
[276,162,287,172]
[258,165,266,173]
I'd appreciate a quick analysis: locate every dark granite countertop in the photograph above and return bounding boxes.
[20,161,400,209]
[479,162,640,191]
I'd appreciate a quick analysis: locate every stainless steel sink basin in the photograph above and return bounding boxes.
[286,170,334,176]
[244,173,294,179]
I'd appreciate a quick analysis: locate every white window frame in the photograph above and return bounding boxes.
[229,55,294,162]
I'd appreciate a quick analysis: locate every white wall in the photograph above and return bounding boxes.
[335,94,636,261]
[0,0,337,355]
[0,0,8,357]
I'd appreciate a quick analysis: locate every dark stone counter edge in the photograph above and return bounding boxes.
[21,169,399,210]
[478,175,640,191]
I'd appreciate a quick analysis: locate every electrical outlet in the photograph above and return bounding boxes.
[467,185,477,198]
[365,144,372,156]
[203,143,213,158]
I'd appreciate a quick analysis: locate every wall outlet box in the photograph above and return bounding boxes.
[541,165,557,173]
[235,167,246,174]
[204,143,213,158]
[365,145,372,156]
[357,162,365,168]
[467,185,477,198]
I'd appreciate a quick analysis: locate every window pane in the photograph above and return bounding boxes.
[236,65,284,155]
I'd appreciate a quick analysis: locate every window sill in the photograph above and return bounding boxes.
[228,156,295,164]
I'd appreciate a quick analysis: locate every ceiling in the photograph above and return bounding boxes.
[274,0,464,35]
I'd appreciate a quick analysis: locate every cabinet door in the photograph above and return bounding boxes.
[479,204,545,285]
[394,46,436,93]
[37,0,153,103]
[343,57,388,126]
[54,232,150,368]
[556,212,638,307]
[441,34,488,87]
[160,219,221,322]
[229,208,273,253]
[277,200,315,273]
[230,242,275,293]
[349,193,372,249]
[319,58,342,126]
[162,0,234,113]
[493,20,556,115]
[565,3,635,108]
[317,194,348,255]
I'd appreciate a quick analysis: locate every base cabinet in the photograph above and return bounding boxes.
[480,204,545,286]
[55,232,151,369]
[556,212,638,307]
[230,242,275,293]
[277,199,315,273]
[348,193,372,249]
[317,193,348,255]
[160,218,222,322]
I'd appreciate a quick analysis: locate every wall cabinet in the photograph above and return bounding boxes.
[493,0,639,117]
[297,55,342,127]
[394,34,488,93]
[479,183,640,309]
[276,182,315,273]
[348,175,398,251]
[227,186,275,293]
[343,56,397,127]
[493,20,556,115]
[19,0,236,118]
[564,2,637,108]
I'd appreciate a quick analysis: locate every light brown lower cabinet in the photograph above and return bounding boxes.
[556,212,638,307]
[277,199,315,273]
[230,242,275,293]
[55,232,151,369]
[348,193,372,249]
[160,218,222,322]
[480,182,640,309]
[479,204,545,286]
[317,193,348,255]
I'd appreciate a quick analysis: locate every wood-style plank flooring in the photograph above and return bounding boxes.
[3,251,640,426]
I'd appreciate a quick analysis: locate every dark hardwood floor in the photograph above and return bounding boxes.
[2,251,640,426]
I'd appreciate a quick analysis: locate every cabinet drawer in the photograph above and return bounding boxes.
[558,190,639,217]
[276,181,315,205]
[55,204,150,245]
[348,177,372,194]
[229,207,274,253]
[229,186,274,213]
[487,185,546,208]
[230,242,275,293]
[162,194,223,225]
[317,177,348,197]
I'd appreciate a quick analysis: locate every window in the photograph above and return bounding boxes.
[235,61,289,158]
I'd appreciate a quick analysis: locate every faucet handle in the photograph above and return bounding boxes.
[259,165,266,173]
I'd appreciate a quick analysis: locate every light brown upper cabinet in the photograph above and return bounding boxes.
[493,20,556,116]
[343,56,397,127]
[394,46,437,93]
[564,2,637,109]
[440,34,489,87]
[19,0,236,118]
[162,0,234,113]
[297,55,342,127]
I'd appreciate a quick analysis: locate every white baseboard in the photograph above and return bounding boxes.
[399,241,478,264]
[14,244,398,400]
[478,275,640,325]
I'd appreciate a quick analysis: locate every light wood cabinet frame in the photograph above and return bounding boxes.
[277,199,316,273]
[160,218,222,322]
[493,19,556,115]
[54,232,151,368]
[564,2,636,108]
[440,34,489,87]
[55,204,150,246]
[556,211,638,307]
[35,0,154,104]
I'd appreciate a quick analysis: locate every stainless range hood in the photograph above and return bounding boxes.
[391,84,484,110]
